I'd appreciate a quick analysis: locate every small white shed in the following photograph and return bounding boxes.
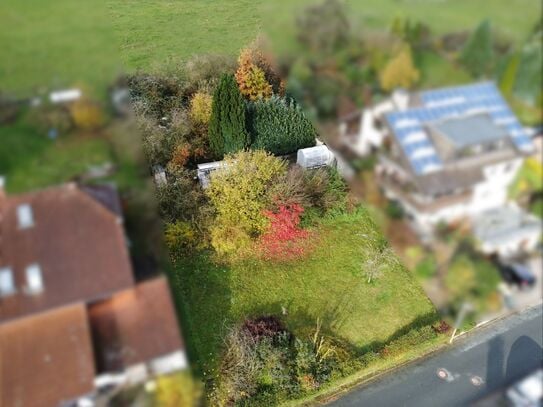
[296,145,335,169]
[197,160,227,188]
[49,88,82,104]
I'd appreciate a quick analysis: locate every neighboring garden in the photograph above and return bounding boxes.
[129,44,442,405]
[0,90,166,284]
[281,1,541,126]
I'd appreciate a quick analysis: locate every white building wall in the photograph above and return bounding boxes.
[344,99,395,156]
[480,231,541,257]
[149,350,188,376]
[385,157,525,233]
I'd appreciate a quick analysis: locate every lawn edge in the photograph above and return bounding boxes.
[283,336,448,406]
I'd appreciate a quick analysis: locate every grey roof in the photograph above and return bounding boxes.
[431,114,510,148]
[474,205,542,244]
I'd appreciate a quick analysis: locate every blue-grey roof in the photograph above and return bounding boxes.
[385,82,533,175]
[431,114,510,148]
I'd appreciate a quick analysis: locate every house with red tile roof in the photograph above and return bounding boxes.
[0,181,187,407]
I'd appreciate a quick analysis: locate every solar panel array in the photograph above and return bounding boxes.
[385,82,533,175]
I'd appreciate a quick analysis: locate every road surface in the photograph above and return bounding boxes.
[328,304,543,407]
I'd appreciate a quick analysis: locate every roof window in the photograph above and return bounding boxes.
[17,204,34,229]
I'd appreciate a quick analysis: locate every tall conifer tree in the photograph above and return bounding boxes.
[209,74,249,157]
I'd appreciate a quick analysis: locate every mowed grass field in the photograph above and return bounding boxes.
[0,0,123,98]
[170,209,437,373]
[1,0,539,95]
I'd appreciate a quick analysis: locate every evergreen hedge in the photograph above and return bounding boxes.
[209,73,249,157]
[246,96,317,155]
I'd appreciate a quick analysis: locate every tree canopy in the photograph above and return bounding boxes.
[460,19,494,77]
[379,44,420,91]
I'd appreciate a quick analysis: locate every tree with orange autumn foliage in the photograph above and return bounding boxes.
[235,48,273,100]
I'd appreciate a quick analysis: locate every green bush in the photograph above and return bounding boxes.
[213,317,355,406]
[208,73,249,157]
[246,96,316,155]
[156,167,208,223]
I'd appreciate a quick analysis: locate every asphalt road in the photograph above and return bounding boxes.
[328,304,543,407]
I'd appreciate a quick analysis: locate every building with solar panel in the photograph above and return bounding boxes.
[341,82,535,235]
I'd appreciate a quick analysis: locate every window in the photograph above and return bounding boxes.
[0,268,15,296]
[25,264,43,294]
[17,204,34,229]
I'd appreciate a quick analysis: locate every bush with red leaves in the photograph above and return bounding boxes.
[258,203,310,261]
[242,316,287,341]
[433,320,451,334]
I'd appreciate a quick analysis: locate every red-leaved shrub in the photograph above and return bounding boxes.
[258,204,310,261]
[242,316,287,341]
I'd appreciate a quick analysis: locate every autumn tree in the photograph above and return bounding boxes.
[208,74,249,157]
[460,20,494,77]
[189,92,212,125]
[235,48,273,100]
[379,44,420,91]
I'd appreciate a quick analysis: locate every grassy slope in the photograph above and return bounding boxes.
[171,209,436,373]
[2,1,538,94]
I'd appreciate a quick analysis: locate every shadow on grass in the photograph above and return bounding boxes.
[165,251,234,376]
[356,311,441,355]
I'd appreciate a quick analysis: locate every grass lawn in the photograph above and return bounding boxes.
[3,133,113,194]
[2,1,538,95]
[0,113,148,194]
[170,209,436,373]
[0,0,122,98]
[109,0,262,71]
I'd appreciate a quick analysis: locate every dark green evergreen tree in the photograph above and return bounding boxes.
[460,20,494,77]
[247,96,317,155]
[208,73,249,157]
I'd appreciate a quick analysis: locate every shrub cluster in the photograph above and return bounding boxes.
[247,96,317,155]
[258,204,310,261]
[205,151,347,259]
[212,317,352,406]
[208,49,316,158]
[212,315,441,406]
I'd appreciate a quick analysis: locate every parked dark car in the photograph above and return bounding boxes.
[499,263,536,289]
